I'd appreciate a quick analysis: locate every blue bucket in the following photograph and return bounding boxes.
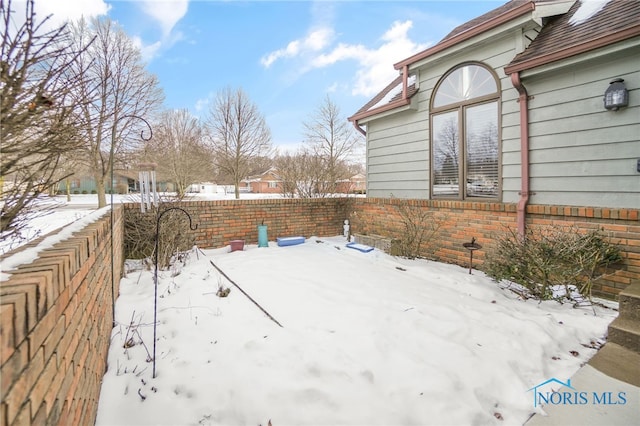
[258,225,268,247]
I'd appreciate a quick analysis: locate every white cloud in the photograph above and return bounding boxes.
[326,82,340,93]
[311,43,367,68]
[261,19,428,98]
[131,36,163,62]
[261,27,334,68]
[315,20,429,97]
[352,21,429,97]
[194,95,212,113]
[15,0,110,29]
[381,19,413,42]
[129,0,189,62]
[139,0,189,37]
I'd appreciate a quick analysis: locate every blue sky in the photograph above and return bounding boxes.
[42,0,504,152]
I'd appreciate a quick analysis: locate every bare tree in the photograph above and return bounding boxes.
[142,109,213,198]
[205,87,272,199]
[275,148,359,198]
[274,150,313,198]
[68,17,163,207]
[302,95,363,195]
[0,0,90,240]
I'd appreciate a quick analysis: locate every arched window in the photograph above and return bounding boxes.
[430,63,500,199]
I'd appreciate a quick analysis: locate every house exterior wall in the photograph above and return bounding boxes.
[521,43,640,208]
[363,27,639,209]
[244,172,282,194]
[249,181,281,194]
[366,109,429,198]
[364,29,529,201]
[57,175,132,195]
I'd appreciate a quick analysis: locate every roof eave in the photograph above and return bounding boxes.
[393,1,536,70]
[504,24,640,74]
[348,98,411,123]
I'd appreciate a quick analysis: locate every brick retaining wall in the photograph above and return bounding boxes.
[123,198,355,250]
[1,197,636,426]
[0,208,123,426]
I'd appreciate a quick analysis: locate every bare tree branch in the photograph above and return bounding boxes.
[301,95,364,196]
[141,109,214,198]
[205,87,272,199]
[68,17,163,207]
[1,0,92,240]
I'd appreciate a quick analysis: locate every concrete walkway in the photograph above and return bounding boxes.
[526,343,640,426]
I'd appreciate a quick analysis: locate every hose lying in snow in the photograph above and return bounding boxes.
[208,259,284,328]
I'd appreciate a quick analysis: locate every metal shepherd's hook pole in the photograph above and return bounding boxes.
[110,114,153,327]
[152,207,198,378]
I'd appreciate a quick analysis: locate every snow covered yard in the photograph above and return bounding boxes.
[95,236,617,426]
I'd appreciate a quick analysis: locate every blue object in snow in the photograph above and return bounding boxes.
[346,242,374,253]
[258,225,268,247]
[277,236,305,247]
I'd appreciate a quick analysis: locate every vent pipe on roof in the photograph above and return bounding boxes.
[510,72,531,240]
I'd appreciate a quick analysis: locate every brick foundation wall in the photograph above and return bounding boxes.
[0,208,123,426]
[525,205,639,297]
[349,198,639,299]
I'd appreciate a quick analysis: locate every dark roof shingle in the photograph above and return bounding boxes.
[506,0,640,72]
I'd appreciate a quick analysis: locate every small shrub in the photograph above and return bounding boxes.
[124,197,196,269]
[389,200,444,259]
[484,226,622,302]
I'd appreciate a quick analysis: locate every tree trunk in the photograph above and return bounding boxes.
[66,179,71,202]
[96,175,107,207]
[234,176,240,199]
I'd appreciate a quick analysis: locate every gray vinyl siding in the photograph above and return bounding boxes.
[523,44,640,208]
[366,109,429,198]
[365,30,524,200]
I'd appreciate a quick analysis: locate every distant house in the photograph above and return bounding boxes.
[57,171,132,195]
[241,168,282,194]
[57,169,174,194]
[348,0,639,235]
[187,182,218,194]
[336,173,367,194]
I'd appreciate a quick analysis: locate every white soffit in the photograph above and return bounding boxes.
[532,0,577,25]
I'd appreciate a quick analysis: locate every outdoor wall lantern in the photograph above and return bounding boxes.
[603,78,629,111]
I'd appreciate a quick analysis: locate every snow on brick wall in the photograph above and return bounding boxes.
[1,208,123,426]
